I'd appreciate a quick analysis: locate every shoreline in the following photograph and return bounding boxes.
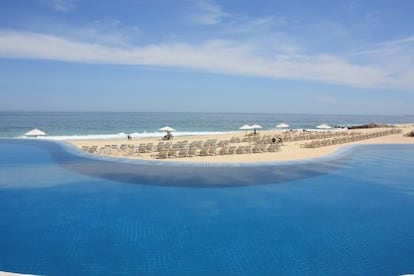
[66,124,414,164]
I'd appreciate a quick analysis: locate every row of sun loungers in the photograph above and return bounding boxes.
[82,144,140,156]
[229,131,359,144]
[80,128,402,158]
[81,141,281,159]
[300,129,402,148]
[152,144,280,159]
[281,131,361,142]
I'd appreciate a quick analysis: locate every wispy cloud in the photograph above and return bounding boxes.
[349,37,414,59]
[41,0,75,12]
[228,16,287,34]
[1,30,408,89]
[66,18,140,46]
[188,0,228,25]
[348,37,414,86]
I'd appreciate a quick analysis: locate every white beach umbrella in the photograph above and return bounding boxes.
[24,128,47,137]
[276,123,289,128]
[316,124,332,129]
[251,124,262,134]
[239,124,252,130]
[239,124,252,135]
[159,126,176,132]
[159,126,175,140]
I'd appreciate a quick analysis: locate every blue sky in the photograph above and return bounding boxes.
[0,0,413,114]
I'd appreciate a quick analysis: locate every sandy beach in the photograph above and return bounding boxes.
[68,124,414,163]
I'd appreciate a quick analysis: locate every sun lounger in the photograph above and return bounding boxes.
[178,149,189,158]
[168,149,178,158]
[155,150,168,159]
[199,147,210,156]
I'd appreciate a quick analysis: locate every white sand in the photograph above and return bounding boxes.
[68,124,414,163]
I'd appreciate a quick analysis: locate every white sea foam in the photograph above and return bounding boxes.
[17,131,235,140]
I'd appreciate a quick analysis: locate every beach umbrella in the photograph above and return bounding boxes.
[251,124,262,134]
[159,126,176,132]
[316,124,332,129]
[276,123,289,128]
[239,124,252,130]
[159,126,175,139]
[24,128,47,137]
[251,124,262,129]
[239,124,252,135]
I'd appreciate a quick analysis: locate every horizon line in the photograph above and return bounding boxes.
[0,110,411,116]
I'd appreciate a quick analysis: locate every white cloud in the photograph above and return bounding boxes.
[188,0,228,25]
[0,30,412,90]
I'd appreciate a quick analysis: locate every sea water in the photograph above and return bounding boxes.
[1,111,413,139]
[0,139,413,275]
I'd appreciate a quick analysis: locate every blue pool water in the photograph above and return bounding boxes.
[1,139,414,275]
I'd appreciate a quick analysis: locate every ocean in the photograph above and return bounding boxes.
[1,111,413,139]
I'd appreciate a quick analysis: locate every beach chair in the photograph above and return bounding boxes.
[208,147,217,156]
[139,144,147,153]
[178,149,189,158]
[146,143,155,152]
[269,144,280,152]
[110,145,119,153]
[241,137,249,143]
[88,146,98,153]
[180,142,189,149]
[236,146,244,154]
[217,141,225,147]
[228,146,237,154]
[244,146,252,154]
[188,147,199,157]
[218,147,228,155]
[168,149,178,158]
[202,140,212,148]
[156,142,165,150]
[155,150,168,159]
[199,147,209,156]
[252,145,261,153]
[97,145,107,154]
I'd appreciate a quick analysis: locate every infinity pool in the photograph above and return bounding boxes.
[0,139,413,275]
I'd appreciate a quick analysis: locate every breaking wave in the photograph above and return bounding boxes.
[18,131,235,140]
